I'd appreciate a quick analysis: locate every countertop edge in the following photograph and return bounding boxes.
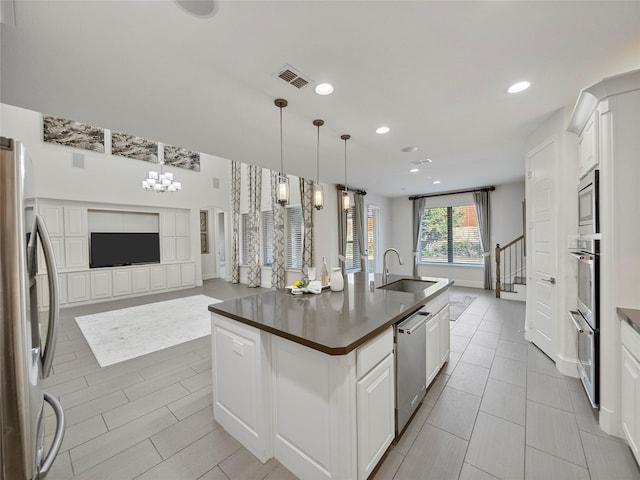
[618,307,640,335]
[210,278,453,356]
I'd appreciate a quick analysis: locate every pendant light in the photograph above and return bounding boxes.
[313,119,324,210]
[275,98,289,205]
[341,134,351,211]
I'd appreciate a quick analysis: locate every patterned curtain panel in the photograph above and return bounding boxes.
[354,193,367,274]
[300,178,314,273]
[230,160,241,283]
[336,188,347,273]
[271,171,286,289]
[247,165,262,287]
[412,197,426,276]
[473,190,491,289]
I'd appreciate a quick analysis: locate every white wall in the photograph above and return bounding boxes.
[490,181,526,287]
[1,103,232,285]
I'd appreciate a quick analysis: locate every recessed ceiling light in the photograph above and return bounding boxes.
[402,146,418,153]
[507,81,531,94]
[410,168,419,173]
[433,180,441,184]
[315,83,334,95]
[376,126,390,135]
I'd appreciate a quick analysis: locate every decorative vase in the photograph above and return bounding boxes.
[330,267,344,292]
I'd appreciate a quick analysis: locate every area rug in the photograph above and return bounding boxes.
[75,295,222,367]
[449,293,477,321]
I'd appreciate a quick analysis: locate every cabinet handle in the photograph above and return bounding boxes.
[541,277,556,285]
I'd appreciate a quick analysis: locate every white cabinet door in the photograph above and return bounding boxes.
[426,313,440,386]
[149,265,167,290]
[176,236,190,261]
[621,345,640,462]
[37,237,64,275]
[162,237,177,262]
[67,272,90,303]
[64,206,87,236]
[439,305,450,366]
[64,237,88,269]
[167,264,181,288]
[212,315,272,463]
[90,270,112,299]
[39,205,64,236]
[181,263,195,286]
[113,269,132,296]
[132,267,150,293]
[58,273,67,305]
[578,111,598,178]
[357,353,395,480]
[161,212,176,236]
[175,213,189,236]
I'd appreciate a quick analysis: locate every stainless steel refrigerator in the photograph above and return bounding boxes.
[1,137,65,479]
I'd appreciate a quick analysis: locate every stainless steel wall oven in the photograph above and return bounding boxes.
[569,237,599,408]
[578,169,599,235]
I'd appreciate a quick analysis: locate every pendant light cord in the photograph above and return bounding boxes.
[279,105,284,175]
[316,124,320,183]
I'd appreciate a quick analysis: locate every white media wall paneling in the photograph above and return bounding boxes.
[1,103,233,288]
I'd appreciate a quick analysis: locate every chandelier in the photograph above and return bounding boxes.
[142,161,182,193]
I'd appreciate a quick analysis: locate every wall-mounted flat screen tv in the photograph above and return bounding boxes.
[90,232,160,268]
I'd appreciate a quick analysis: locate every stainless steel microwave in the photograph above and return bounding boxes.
[578,169,599,235]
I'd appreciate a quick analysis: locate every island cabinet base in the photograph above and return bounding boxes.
[211,313,395,480]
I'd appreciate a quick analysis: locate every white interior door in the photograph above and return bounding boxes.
[526,138,558,361]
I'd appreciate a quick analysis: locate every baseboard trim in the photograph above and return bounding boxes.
[556,353,579,377]
[599,405,624,438]
[453,280,485,289]
[202,273,218,280]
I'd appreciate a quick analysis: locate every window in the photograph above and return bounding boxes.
[240,213,250,265]
[261,210,273,267]
[286,205,303,270]
[199,210,209,254]
[344,203,361,273]
[418,205,482,265]
[367,205,380,272]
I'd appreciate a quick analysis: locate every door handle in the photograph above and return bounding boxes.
[541,277,556,285]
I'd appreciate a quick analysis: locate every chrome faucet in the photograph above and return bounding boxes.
[382,248,404,285]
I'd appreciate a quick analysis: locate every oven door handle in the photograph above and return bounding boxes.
[569,310,586,334]
[568,251,594,262]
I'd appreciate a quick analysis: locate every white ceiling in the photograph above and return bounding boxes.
[1,1,639,198]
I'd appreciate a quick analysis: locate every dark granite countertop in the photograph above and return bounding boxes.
[618,307,640,335]
[209,273,453,355]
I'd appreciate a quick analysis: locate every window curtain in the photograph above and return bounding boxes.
[412,197,426,276]
[355,193,367,274]
[337,189,347,273]
[473,190,491,289]
[271,171,286,289]
[247,165,262,287]
[300,178,314,273]
[230,160,241,283]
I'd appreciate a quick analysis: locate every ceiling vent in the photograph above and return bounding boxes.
[276,65,311,90]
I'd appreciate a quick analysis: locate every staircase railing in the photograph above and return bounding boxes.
[495,234,526,298]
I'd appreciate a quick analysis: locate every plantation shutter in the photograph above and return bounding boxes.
[262,210,274,267]
[286,206,303,270]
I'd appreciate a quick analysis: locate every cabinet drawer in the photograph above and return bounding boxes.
[357,326,393,379]
[622,320,640,360]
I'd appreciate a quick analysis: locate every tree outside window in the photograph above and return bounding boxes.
[418,205,482,265]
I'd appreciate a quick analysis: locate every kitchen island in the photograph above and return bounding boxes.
[209,273,453,480]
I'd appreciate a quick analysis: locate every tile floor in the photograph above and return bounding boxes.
[43,282,640,480]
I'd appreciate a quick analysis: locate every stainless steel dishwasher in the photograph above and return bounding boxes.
[395,306,431,435]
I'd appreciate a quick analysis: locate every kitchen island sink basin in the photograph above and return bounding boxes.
[378,278,437,294]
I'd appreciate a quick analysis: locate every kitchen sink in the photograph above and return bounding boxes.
[378,279,437,294]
